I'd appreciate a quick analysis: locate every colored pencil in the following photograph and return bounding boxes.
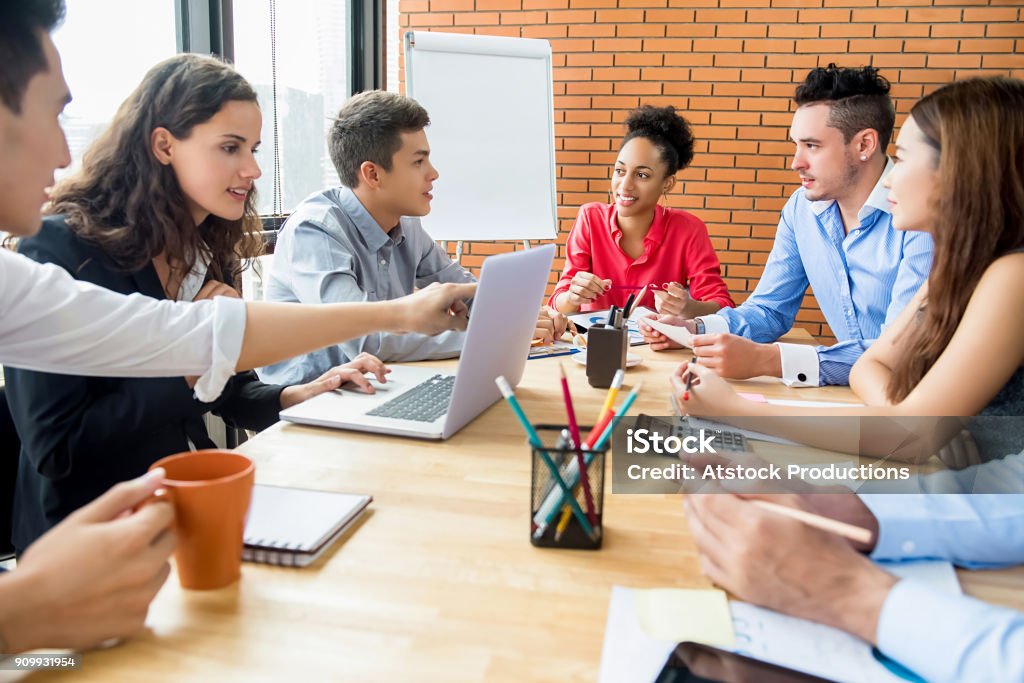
[558,363,598,526]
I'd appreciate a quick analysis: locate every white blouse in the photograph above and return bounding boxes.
[0,248,244,402]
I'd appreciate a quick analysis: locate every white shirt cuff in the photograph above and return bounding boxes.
[696,314,729,334]
[776,342,819,387]
[192,296,246,403]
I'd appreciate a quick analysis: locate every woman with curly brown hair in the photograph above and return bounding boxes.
[549,104,734,318]
[5,53,390,554]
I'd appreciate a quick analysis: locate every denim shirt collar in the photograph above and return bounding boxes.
[334,185,405,251]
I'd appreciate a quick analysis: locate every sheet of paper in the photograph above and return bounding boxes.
[766,398,865,408]
[728,602,904,683]
[599,561,960,683]
[737,393,865,409]
[528,340,578,360]
[727,560,962,683]
[599,587,676,683]
[628,306,657,323]
[643,317,695,348]
[634,588,735,647]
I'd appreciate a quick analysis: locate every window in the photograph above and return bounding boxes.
[232,0,349,215]
[52,0,178,179]
[387,0,399,93]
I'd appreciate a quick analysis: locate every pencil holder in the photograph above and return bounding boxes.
[586,323,628,388]
[529,424,607,550]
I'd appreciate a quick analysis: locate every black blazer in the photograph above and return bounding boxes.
[5,216,285,553]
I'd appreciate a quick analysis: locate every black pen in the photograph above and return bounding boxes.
[606,305,618,327]
[683,356,698,401]
[623,293,637,319]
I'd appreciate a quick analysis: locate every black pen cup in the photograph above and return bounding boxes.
[529,424,606,550]
[586,324,628,388]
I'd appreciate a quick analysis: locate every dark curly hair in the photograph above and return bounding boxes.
[0,0,65,113]
[794,63,895,152]
[621,105,695,176]
[47,54,263,285]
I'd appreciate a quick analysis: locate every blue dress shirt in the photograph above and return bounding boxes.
[259,187,476,385]
[860,454,1024,682]
[700,161,933,386]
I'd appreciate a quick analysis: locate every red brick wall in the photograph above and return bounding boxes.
[397,1,1024,340]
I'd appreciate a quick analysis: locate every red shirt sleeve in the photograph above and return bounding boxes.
[682,215,735,309]
[549,205,595,308]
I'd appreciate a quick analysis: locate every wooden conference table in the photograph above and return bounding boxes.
[34,329,1024,682]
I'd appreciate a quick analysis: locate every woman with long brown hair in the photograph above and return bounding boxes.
[4,54,390,553]
[680,77,1024,683]
[672,76,1024,458]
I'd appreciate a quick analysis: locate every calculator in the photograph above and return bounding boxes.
[633,414,748,453]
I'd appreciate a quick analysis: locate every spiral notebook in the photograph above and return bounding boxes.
[243,484,372,567]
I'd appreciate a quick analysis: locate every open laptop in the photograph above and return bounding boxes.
[279,244,556,440]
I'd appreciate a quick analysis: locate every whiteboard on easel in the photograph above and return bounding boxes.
[404,31,558,242]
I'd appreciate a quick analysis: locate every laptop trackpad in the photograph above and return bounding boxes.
[339,376,391,395]
[333,366,441,407]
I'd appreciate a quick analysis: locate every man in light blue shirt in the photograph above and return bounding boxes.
[684,454,1024,683]
[866,491,1024,683]
[642,65,933,387]
[260,184,476,385]
[260,91,563,385]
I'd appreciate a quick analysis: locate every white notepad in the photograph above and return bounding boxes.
[243,484,372,568]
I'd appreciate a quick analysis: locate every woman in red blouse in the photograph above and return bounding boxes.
[550,105,734,316]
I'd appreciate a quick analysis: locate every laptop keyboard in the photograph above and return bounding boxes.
[366,374,455,423]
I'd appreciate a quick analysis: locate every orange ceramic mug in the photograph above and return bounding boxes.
[149,450,255,590]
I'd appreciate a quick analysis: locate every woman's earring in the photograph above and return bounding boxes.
[860,155,867,161]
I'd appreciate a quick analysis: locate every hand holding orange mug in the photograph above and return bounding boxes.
[149,450,255,590]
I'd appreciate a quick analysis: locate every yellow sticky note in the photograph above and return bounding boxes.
[634,588,735,648]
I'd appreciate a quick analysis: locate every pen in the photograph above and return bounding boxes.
[495,376,597,540]
[590,380,643,451]
[749,500,873,546]
[537,429,572,501]
[631,284,649,317]
[583,369,625,447]
[606,305,618,327]
[558,363,598,526]
[622,292,636,319]
[554,505,573,542]
[683,357,697,401]
[556,381,645,535]
[540,381,645,535]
